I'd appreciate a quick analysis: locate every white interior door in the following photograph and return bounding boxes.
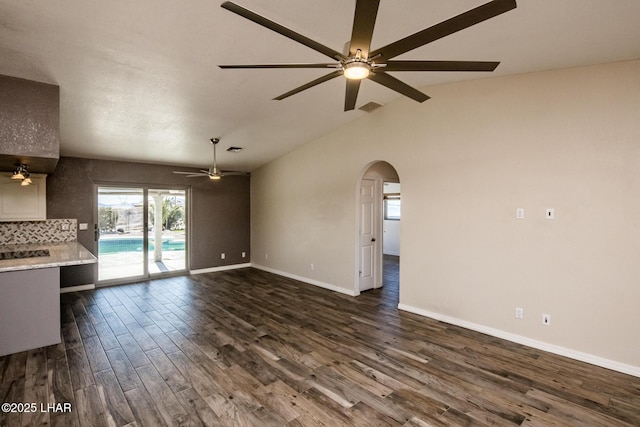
[359,178,376,291]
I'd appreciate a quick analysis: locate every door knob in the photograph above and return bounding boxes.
[371,238,376,242]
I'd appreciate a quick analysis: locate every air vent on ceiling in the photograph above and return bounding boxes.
[226,147,243,152]
[358,101,382,113]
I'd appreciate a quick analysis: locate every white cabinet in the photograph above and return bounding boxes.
[0,172,47,221]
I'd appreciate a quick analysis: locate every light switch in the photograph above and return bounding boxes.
[516,208,524,219]
[546,208,555,220]
[79,223,88,230]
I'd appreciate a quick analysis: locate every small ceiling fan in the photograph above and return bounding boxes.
[173,138,249,180]
[219,0,517,111]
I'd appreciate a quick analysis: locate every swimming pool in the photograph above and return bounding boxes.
[98,237,185,254]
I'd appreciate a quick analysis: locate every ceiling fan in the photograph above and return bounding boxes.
[173,138,249,180]
[219,0,517,111]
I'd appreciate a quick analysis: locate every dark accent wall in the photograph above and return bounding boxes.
[0,74,60,173]
[47,156,250,285]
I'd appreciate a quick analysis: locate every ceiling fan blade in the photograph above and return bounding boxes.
[221,2,345,61]
[173,171,209,176]
[349,0,380,58]
[219,63,338,69]
[367,72,430,103]
[369,0,517,60]
[344,79,361,111]
[273,70,342,100]
[173,171,209,178]
[384,60,500,72]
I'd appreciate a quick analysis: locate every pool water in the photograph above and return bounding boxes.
[98,237,185,254]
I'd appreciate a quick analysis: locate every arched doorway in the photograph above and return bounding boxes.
[356,161,400,296]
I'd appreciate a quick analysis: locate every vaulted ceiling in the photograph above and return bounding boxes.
[1,0,639,172]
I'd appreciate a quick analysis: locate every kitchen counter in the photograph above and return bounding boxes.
[0,241,96,356]
[0,241,96,272]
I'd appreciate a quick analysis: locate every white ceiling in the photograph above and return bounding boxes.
[1,0,639,172]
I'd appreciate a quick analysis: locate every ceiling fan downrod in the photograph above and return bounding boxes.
[209,138,221,180]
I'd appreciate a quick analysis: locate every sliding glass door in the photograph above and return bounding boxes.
[96,185,187,284]
[147,189,186,276]
[97,186,145,282]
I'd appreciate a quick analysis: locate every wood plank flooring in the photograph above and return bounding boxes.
[2,257,639,426]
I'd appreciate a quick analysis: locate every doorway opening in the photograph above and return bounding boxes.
[357,161,400,298]
[382,181,400,301]
[96,185,188,284]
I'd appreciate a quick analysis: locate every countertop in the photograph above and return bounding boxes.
[0,241,96,273]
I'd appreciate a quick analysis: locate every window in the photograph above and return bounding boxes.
[384,195,401,220]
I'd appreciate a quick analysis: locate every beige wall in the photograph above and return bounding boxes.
[251,60,640,372]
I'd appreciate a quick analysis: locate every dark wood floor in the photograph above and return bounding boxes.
[2,258,639,426]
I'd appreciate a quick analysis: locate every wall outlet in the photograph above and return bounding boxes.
[265,253,268,260]
[516,208,524,219]
[515,307,523,319]
[242,251,246,258]
[221,253,225,260]
[542,313,551,326]
[310,263,314,271]
[60,223,70,231]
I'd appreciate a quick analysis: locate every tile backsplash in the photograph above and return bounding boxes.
[0,219,77,245]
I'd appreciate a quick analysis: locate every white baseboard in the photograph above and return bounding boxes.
[60,284,95,293]
[251,263,357,296]
[398,303,640,378]
[190,263,251,275]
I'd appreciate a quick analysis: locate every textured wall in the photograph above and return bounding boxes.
[0,74,59,173]
[47,156,250,283]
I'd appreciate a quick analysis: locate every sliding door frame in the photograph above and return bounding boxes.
[94,182,190,287]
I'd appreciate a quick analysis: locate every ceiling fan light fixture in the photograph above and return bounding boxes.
[343,60,371,80]
[209,174,222,180]
[12,164,27,180]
